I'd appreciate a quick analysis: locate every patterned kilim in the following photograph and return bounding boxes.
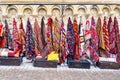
[73,18,80,60]
[12,18,19,51]
[96,17,105,56]
[53,18,61,52]
[108,17,116,54]
[25,19,35,60]
[0,22,3,37]
[47,18,54,53]
[114,17,120,62]
[34,19,42,56]
[59,20,68,63]
[0,22,4,47]
[90,17,98,52]
[19,18,25,53]
[67,17,75,60]
[4,20,13,50]
[90,17,99,62]
[41,17,47,48]
[102,17,110,57]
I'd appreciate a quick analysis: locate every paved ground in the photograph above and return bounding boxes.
[0,62,120,80]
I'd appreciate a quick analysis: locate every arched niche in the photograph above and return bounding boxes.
[23,8,33,22]
[90,8,98,17]
[8,8,17,18]
[102,7,110,17]
[52,8,60,19]
[23,8,32,16]
[23,7,33,28]
[114,8,120,17]
[65,7,73,20]
[65,8,73,16]
[7,8,17,29]
[78,8,86,25]
[37,6,47,24]
[38,8,47,17]
[63,7,73,26]
[78,8,86,16]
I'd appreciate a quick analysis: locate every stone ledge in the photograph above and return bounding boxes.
[0,1,120,5]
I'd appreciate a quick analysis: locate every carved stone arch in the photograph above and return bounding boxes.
[90,6,99,17]
[52,5,61,18]
[38,8,47,17]
[78,6,86,16]
[65,6,73,16]
[77,6,86,29]
[37,6,47,24]
[23,8,32,17]
[78,7,86,23]
[52,5,61,11]
[22,6,33,16]
[65,5,74,10]
[52,8,60,19]
[103,5,112,10]
[65,7,73,21]
[102,5,111,17]
[37,5,47,16]
[78,6,87,13]
[65,5,74,13]
[114,7,120,17]
[22,6,33,26]
[7,6,18,18]
[63,6,74,26]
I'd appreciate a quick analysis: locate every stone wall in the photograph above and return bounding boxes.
[1,0,120,3]
[0,4,120,33]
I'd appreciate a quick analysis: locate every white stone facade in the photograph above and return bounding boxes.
[0,4,120,32]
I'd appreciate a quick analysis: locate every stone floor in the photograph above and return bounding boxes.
[0,61,120,80]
